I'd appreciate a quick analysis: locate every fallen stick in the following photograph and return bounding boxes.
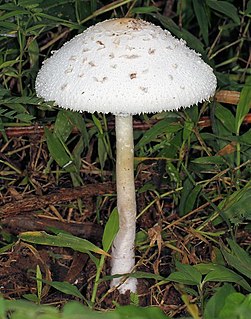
[0,182,115,217]
[1,215,103,241]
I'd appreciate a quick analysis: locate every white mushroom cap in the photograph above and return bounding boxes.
[35,18,217,115]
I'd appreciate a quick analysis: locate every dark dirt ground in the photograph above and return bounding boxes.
[1,123,249,317]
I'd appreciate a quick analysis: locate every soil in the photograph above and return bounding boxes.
[0,129,211,317]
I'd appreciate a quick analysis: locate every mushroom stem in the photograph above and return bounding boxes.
[111,115,137,293]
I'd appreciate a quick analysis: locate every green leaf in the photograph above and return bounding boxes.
[92,114,103,134]
[116,304,168,319]
[98,135,107,170]
[167,262,202,285]
[192,155,226,165]
[102,271,165,283]
[14,113,35,122]
[192,0,209,45]
[54,110,74,142]
[3,299,58,314]
[3,102,28,114]
[202,264,251,292]
[214,102,236,133]
[206,0,240,24]
[0,10,29,20]
[221,239,251,279]
[40,279,84,299]
[128,271,165,280]
[102,208,119,252]
[246,0,251,14]
[135,119,182,150]
[0,21,18,30]
[36,265,42,302]
[67,111,89,147]
[18,0,42,9]
[219,181,251,223]
[131,6,159,14]
[240,128,251,144]
[204,284,236,319]
[235,76,251,134]
[182,120,194,142]
[179,178,202,216]
[218,293,251,319]
[44,127,72,168]
[0,59,18,69]
[62,301,87,315]
[19,231,109,256]
[28,38,39,67]
[22,294,39,303]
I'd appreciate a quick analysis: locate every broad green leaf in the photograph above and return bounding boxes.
[192,155,226,165]
[0,3,21,10]
[18,0,42,9]
[3,299,58,314]
[22,294,39,303]
[102,271,165,282]
[44,127,72,168]
[167,262,202,285]
[67,111,89,147]
[219,181,251,223]
[192,0,209,45]
[214,102,235,133]
[116,304,168,319]
[128,271,165,280]
[102,208,119,252]
[207,0,240,24]
[182,120,194,142]
[14,113,35,122]
[203,264,251,292]
[98,134,107,170]
[36,265,42,301]
[179,177,202,216]
[135,119,182,150]
[36,12,80,29]
[0,298,6,318]
[54,110,74,142]
[221,239,251,279]
[246,0,251,14]
[240,128,251,144]
[62,301,87,315]
[0,59,18,69]
[0,10,29,20]
[40,279,84,299]
[3,96,43,105]
[92,114,103,134]
[28,38,39,67]
[218,293,251,319]
[4,102,29,114]
[19,231,109,256]
[235,76,251,134]
[131,6,159,14]
[0,21,18,30]
[204,284,236,319]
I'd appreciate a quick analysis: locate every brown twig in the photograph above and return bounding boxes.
[1,215,103,241]
[0,182,115,217]
[214,90,241,105]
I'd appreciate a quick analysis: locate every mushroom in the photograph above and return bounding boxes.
[35,18,217,294]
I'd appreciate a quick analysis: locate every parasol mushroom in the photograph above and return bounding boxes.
[35,18,217,293]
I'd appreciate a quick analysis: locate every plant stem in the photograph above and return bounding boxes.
[91,255,105,305]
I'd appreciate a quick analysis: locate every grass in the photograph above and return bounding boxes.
[0,0,251,318]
